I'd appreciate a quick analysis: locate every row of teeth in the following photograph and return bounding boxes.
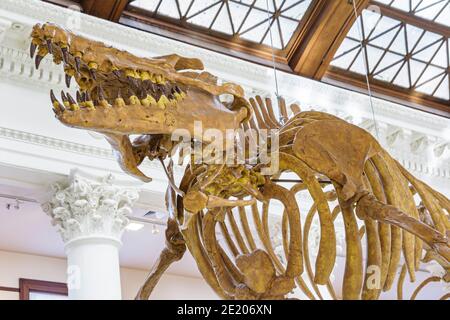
[30,36,186,113]
[30,36,170,86]
[50,87,186,114]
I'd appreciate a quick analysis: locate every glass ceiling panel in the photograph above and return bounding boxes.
[331,7,450,101]
[129,0,314,49]
[374,0,450,28]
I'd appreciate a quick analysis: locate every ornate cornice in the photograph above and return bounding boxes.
[0,126,185,175]
[0,125,448,184]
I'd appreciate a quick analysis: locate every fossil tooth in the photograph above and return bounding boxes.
[46,39,53,54]
[155,74,165,84]
[172,87,185,101]
[67,93,77,105]
[97,86,110,107]
[141,94,156,107]
[76,91,83,103]
[85,99,94,109]
[50,89,63,112]
[115,92,126,107]
[153,86,164,100]
[89,69,97,80]
[50,89,57,104]
[157,95,170,109]
[61,91,70,108]
[115,99,125,107]
[83,91,94,109]
[74,56,81,73]
[129,95,141,105]
[98,86,106,101]
[85,91,91,102]
[140,71,151,81]
[61,47,69,64]
[35,54,44,69]
[30,42,37,58]
[65,74,72,88]
[88,62,98,79]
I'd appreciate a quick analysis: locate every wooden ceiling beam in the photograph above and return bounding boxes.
[287,0,370,80]
[325,67,450,118]
[372,1,450,37]
[121,5,291,72]
[80,0,129,22]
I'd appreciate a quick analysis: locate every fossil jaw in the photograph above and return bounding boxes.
[31,23,249,182]
[31,23,249,135]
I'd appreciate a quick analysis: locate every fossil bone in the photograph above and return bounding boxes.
[31,24,449,300]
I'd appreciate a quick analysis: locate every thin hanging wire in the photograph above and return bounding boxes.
[351,0,380,140]
[265,0,281,101]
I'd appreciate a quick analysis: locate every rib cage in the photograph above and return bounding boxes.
[172,96,450,300]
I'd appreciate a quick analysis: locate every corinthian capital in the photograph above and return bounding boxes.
[42,169,140,243]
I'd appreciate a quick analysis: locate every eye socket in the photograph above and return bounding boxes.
[219,94,234,104]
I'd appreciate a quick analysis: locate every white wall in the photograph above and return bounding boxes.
[2,249,444,300]
[0,250,217,300]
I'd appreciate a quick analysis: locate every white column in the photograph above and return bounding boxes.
[42,169,139,300]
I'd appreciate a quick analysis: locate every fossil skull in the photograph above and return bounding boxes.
[31,23,249,181]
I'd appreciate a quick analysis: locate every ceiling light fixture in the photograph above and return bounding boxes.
[125,222,144,231]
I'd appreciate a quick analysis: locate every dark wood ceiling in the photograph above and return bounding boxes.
[42,0,449,118]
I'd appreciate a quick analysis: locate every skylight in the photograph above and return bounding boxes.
[331,7,450,101]
[374,0,450,27]
[130,0,313,49]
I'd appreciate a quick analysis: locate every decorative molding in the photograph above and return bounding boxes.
[0,0,448,183]
[0,17,12,44]
[0,123,448,183]
[0,126,184,175]
[434,143,450,158]
[41,169,139,243]
[0,126,112,158]
[0,0,447,123]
